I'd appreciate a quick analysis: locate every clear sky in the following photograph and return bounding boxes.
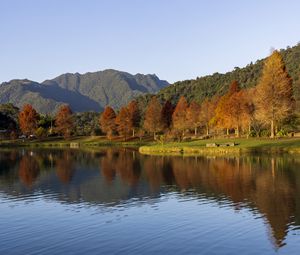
[1,0,300,84]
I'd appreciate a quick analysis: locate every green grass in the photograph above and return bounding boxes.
[1,136,300,155]
[0,136,151,148]
[139,137,300,155]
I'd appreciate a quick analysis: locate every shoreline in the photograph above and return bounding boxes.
[1,136,300,156]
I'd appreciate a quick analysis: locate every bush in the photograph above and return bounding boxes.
[36,127,47,138]
[277,129,288,137]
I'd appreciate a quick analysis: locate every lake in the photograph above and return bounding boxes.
[0,148,300,254]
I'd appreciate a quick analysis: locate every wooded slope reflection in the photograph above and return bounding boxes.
[0,148,299,248]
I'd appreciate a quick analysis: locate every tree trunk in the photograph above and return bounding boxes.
[132,129,135,137]
[270,120,275,139]
[226,128,229,136]
[206,124,209,136]
[236,126,240,138]
[153,132,156,140]
[194,127,197,136]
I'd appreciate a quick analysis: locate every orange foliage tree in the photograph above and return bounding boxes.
[55,105,74,139]
[127,100,140,137]
[100,106,116,139]
[115,106,131,141]
[255,50,294,138]
[213,81,240,135]
[186,101,201,136]
[143,96,163,139]
[18,104,38,136]
[172,96,188,137]
[200,97,218,136]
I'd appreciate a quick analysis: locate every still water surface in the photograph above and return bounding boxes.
[0,148,300,254]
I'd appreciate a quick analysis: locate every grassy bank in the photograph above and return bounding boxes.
[139,138,300,156]
[1,136,300,155]
[0,136,151,148]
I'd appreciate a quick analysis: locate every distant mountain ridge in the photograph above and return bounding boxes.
[0,69,168,114]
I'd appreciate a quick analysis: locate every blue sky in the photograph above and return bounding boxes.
[1,0,300,83]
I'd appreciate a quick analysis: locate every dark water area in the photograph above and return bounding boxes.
[0,148,300,254]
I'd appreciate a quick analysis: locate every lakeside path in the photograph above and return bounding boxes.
[1,136,300,156]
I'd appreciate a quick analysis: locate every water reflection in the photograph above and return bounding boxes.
[0,148,300,249]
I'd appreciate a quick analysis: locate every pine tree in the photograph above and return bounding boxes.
[100,106,116,140]
[255,50,294,138]
[55,105,74,139]
[18,104,38,136]
[143,96,163,139]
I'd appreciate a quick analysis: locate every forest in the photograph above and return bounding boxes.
[0,50,298,141]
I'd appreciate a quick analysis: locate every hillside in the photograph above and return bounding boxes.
[0,69,168,114]
[139,44,300,106]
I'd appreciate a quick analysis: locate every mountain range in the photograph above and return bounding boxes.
[1,43,300,115]
[0,69,168,114]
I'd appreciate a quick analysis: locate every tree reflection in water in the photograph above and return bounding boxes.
[0,148,299,249]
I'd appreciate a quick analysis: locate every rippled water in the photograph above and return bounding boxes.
[0,148,300,254]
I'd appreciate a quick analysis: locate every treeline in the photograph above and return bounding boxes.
[0,50,298,140]
[145,43,300,108]
[100,50,297,140]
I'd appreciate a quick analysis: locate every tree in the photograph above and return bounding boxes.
[226,89,252,137]
[213,81,240,135]
[18,104,38,136]
[55,105,74,139]
[172,96,188,137]
[115,106,131,141]
[200,97,218,136]
[255,50,294,138]
[100,106,116,139]
[143,96,163,139]
[186,101,201,135]
[161,100,174,130]
[127,100,140,137]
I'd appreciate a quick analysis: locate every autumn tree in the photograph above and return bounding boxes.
[186,101,201,135]
[115,106,131,141]
[161,100,174,130]
[172,96,188,137]
[100,106,116,139]
[55,105,74,139]
[213,81,240,135]
[143,96,163,139]
[18,104,38,136]
[226,89,252,137]
[127,100,140,137]
[200,97,218,136]
[255,50,294,138]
